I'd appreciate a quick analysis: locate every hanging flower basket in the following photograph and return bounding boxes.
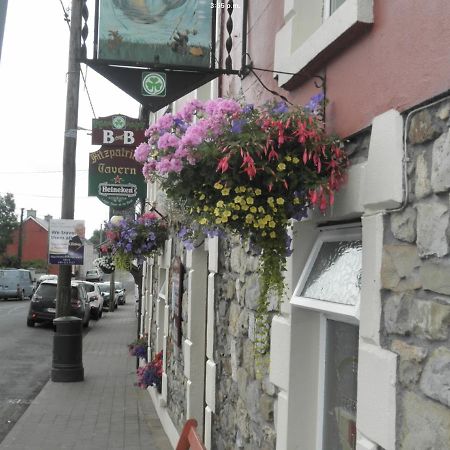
[136,96,348,353]
[128,335,148,361]
[136,351,163,392]
[93,255,115,274]
[105,213,169,271]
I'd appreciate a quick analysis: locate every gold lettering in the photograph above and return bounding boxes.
[98,163,104,173]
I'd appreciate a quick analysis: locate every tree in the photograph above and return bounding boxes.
[89,228,103,247]
[0,193,18,255]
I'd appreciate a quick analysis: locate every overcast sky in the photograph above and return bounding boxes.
[0,1,141,238]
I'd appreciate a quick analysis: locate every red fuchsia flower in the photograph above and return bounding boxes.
[217,155,230,173]
[105,230,118,241]
[100,245,110,254]
[141,212,159,220]
[241,152,257,179]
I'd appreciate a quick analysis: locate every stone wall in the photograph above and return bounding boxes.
[211,235,277,450]
[382,98,450,449]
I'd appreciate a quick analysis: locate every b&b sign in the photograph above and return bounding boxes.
[92,115,146,147]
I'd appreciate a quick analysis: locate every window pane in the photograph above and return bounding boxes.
[323,320,358,450]
[331,0,346,14]
[300,240,362,305]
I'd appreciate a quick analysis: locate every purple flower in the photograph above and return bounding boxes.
[272,101,289,114]
[178,227,188,238]
[305,93,325,112]
[231,119,246,134]
[243,104,254,114]
[157,132,180,150]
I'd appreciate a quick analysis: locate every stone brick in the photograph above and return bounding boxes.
[245,380,261,421]
[400,391,450,450]
[420,346,450,406]
[390,207,417,242]
[416,196,449,257]
[229,302,242,337]
[414,153,432,200]
[420,261,450,295]
[381,245,422,291]
[436,102,450,120]
[244,273,260,311]
[431,131,450,192]
[384,292,450,340]
[391,340,427,386]
[259,394,274,422]
[408,110,440,144]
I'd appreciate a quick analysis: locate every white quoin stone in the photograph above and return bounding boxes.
[363,109,404,211]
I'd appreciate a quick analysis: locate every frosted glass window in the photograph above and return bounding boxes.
[323,320,358,450]
[300,240,362,306]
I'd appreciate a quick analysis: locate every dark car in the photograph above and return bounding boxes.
[27,279,90,328]
[114,281,126,305]
[96,282,118,310]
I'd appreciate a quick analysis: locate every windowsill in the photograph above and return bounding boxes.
[274,0,373,89]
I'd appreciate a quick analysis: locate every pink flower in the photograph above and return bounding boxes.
[142,160,157,178]
[157,132,180,150]
[156,114,174,132]
[178,99,204,122]
[134,142,151,162]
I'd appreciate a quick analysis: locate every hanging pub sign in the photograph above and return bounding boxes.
[97,0,213,69]
[91,114,146,147]
[88,146,147,210]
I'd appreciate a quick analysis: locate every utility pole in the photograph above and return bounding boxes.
[56,0,82,319]
[17,207,24,268]
[52,0,84,383]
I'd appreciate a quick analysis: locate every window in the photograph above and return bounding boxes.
[274,0,374,87]
[291,226,361,449]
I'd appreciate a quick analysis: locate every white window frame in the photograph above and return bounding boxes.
[274,0,374,87]
[291,225,361,450]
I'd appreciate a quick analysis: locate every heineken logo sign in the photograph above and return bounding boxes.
[98,183,137,196]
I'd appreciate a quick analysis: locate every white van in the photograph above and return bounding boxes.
[0,269,34,300]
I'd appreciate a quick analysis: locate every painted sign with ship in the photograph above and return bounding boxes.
[97,0,213,68]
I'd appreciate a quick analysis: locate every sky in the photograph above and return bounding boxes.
[0,1,141,238]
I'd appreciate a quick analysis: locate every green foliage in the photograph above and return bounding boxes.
[89,229,103,247]
[0,193,18,255]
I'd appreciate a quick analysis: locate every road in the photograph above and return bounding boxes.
[0,271,136,444]
[0,298,54,443]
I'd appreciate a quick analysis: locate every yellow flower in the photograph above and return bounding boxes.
[293,197,300,205]
[246,197,254,205]
[250,206,257,213]
[216,200,224,208]
[269,221,276,228]
[258,206,265,213]
[222,188,230,196]
[245,214,254,223]
[276,197,285,205]
[277,163,286,171]
[221,216,228,223]
[241,204,249,211]
[214,208,220,216]
[262,231,267,237]
[232,215,238,220]
[285,156,292,162]
[196,207,201,213]
[199,193,206,200]
[223,210,232,217]
[254,188,262,196]
[235,205,241,211]
[270,231,276,238]
[267,197,274,205]
[214,182,223,190]
[215,218,222,224]
[234,196,242,204]
[199,217,208,225]
[203,205,209,211]
[292,156,300,164]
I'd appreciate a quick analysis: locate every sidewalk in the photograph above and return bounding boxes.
[0,302,172,450]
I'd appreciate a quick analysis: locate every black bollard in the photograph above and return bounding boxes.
[51,316,84,382]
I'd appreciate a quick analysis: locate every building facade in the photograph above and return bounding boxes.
[138,1,450,449]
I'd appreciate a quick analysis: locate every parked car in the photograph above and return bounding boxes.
[96,282,118,310]
[74,281,104,320]
[114,281,126,305]
[27,279,90,328]
[0,268,34,300]
[85,269,103,282]
[36,274,58,289]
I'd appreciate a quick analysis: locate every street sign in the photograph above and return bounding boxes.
[88,146,146,210]
[92,114,146,147]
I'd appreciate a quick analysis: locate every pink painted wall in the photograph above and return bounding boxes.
[226,0,450,138]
